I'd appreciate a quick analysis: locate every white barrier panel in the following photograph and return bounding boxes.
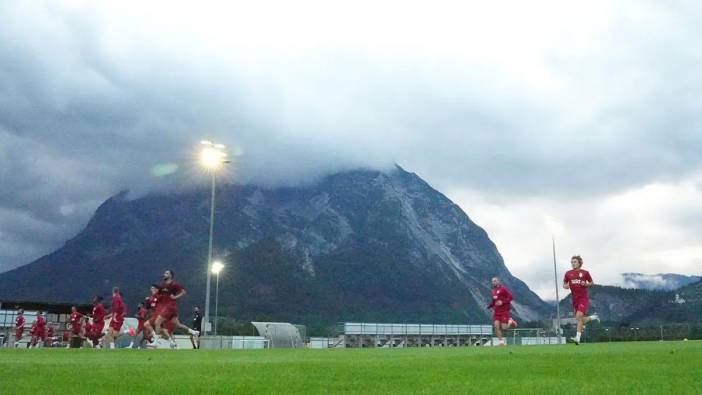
[521,337,566,345]
[342,323,493,336]
[308,337,334,349]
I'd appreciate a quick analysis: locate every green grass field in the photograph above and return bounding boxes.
[1,341,700,394]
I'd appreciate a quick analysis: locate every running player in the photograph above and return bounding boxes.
[14,309,25,348]
[30,311,46,348]
[487,277,518,346]
[154,269,199,348]
[105,287,126,349]
[89,296,107,348]
[129,301,149,348]
[69,306,83,340]
[563,255,600,345]
[80,316,92,348]
[46,324,55,347]
[143,284,164,345]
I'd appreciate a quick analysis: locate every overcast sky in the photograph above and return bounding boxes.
[1,1,701,299]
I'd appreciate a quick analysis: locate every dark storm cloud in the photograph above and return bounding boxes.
[1,1,701,275]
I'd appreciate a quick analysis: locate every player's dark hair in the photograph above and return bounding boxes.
[95,295,103,302]
[572,255,583,267]
[151,283,160,289]
[112,286,120,294]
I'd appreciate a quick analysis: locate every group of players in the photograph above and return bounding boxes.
[14,269,199,349]
[487,255,599,346]
[15,257,599,348]
[13,308,55,348]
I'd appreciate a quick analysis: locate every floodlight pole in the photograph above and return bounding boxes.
[204,172,216,336]
[214,270,220,336]
[552,236,563,343]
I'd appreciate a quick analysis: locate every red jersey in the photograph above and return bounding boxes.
[70,312,83,327]
[15,314,25,330]
[92,303,106,323]
[489,285,513,313]
[564,269,593,300]
[47,326,54,338]
[159,281,184,307]
[35,315,46,331]
[111,294,126,321]
[146,294,160,310]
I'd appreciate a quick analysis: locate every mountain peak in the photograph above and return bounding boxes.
[0,167,550,330]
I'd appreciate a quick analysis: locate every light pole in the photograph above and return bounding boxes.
[552,237,562,343]
[200,140,228,336]
[211,261,224,336]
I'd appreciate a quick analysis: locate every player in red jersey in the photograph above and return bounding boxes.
[79,316,92,347]
[154,269,199,348]
[143,284,163,345]
[46,324,55,347]
[89,296,107,348]
[30,311,46,348]
[141,284,176,347]
[128,301,149,348]
[563,255,600,345]
[105,287,127,349]
[487,277,519,346]
[14,309,25,348]
[69,306,83,339]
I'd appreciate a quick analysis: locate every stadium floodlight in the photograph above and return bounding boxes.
[199,140,228,337]
[200,147,226,169]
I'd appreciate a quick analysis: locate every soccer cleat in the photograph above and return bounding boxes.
[188,329,200,337]
[508,318,519,328]
[589,314,600,323]
[569,337,580,345]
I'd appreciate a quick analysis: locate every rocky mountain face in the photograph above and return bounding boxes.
[0,166,551,332]
[620,273,701,291]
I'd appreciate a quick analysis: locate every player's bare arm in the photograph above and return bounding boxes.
[171,289,187,300]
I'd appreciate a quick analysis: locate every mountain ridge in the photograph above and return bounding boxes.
[0,166,551,331]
